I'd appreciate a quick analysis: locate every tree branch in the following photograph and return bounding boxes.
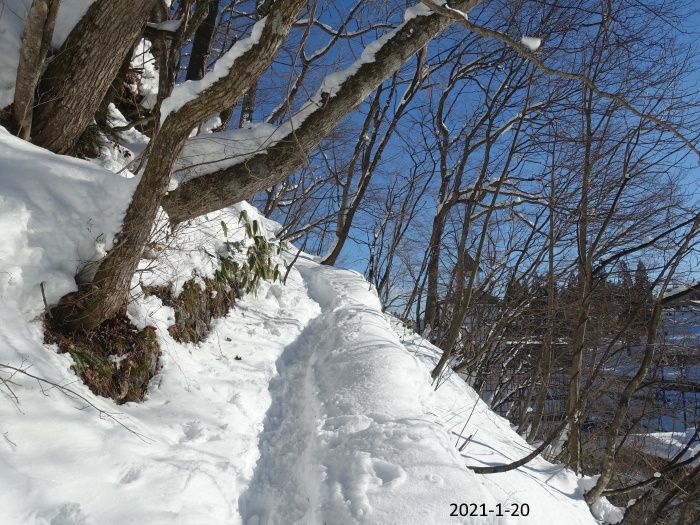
[422,0,700,161]
[162,0,484,223]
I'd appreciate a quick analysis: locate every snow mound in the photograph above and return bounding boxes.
[0,128,136,319]
[628,428,699,463]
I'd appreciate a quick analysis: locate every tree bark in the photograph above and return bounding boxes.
[12,0,60,140]
[31,0,157,154]
[185,0,219,81]
[527,164,557,442]
[161,0,483,224]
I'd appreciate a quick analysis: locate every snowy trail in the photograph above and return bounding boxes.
[0,126,597,523]
[237,292,327,523]
[239,259,501,525]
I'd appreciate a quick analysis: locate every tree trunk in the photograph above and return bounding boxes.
[565,84,594,474]
[31,0,157,154]
[423,209,447,334]
[527,176,556,442]
[185,0,219,81]
[12,0,60,140]
[565,276,590,473]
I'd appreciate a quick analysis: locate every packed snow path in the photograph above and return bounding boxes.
[238,259,597,524]
[240,259,497,524]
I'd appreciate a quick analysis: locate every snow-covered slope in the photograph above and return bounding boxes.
[0,128,598,524]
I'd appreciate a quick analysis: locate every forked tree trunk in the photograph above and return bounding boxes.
[52,0,306,332]
[12,0,60,140]
[52,0,482,331]
[31,0,157,153]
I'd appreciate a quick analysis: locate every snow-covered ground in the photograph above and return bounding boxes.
[627,429,699,463]
[0,124,602,524]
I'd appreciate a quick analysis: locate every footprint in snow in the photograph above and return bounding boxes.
[39,502,89,525]
[119,465,143,484]
[263,319,281,336]
[179,420,206,443]
[369,458,406,488]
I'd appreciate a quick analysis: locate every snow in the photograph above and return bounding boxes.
[0,122,599,523]
[589,496,624,524]
[132,39,159,111]
[0,0,29,107]
[577,477,624,524]
[146,19,182,33]
[396,324,601,525]
[173,123,281,186]
[318,30,395,97]
[403,3,433,21]
[240,261,501,523]
[0,0,96,107]
[0,128,137,319]
[628,428,699,463]
[520,36,542,51]
[160,17,267,124]
[52,0,96,48]
[314,0,442,100]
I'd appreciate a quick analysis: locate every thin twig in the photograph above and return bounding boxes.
[423,0,700,162]
[40,281,52,318]
[0,363,152,443]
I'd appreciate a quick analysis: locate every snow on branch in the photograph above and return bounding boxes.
[164,0,484,222]
[159,17,268,124]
